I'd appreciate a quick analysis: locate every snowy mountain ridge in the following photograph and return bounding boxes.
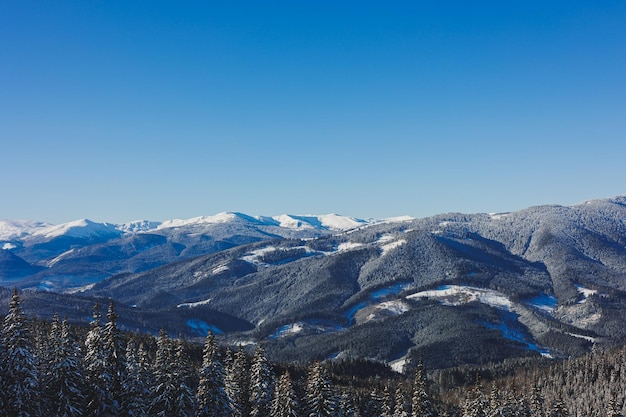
[0,212,391,243]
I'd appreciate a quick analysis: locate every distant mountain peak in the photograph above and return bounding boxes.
[31,218,121,239]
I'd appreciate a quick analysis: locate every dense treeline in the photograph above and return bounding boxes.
[1,289,625,416]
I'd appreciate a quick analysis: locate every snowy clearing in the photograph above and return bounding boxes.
[407,285,512,310]
[241,246,278,264]
[336,242,364,252]
[380,239,407,256]
[527,294,558,313]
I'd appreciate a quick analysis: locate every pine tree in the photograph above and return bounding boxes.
[250,343,274,417]
[150,329,177,416]
[462,375,486,417]
[271,371,300,417]
[173,338,196,416]
[226,345,250,417]
[305,361,336,417]
[102,301,126,412]
[367,387,384,417]
[49,316,86,417]
[394,383,410,417]
[382,384,396,417]
[1,288,40,417]
[84,302,116,416]
[197,332,231,417]
[412,358,433,417]
[120,338,150,417]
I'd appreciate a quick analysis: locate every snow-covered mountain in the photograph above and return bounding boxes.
[0,212,375,243]
[0,212,393,291]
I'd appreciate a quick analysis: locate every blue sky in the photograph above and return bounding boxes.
[1,1,625,224]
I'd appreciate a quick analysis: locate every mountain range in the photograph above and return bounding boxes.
[2,197,626,371]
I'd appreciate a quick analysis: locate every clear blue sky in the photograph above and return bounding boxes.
[2,1,625,224]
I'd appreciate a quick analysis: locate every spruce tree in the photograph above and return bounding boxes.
[102,301,126,412]
[412,358,433,417]
[462,375,486,417]
[271,371,300,417]
[120,338,150,417]
[84,302,116,417]
[367,387,384,417]
[305,361,336,417]
[249,343,274,417]
[150,329,177,416]
[1,288,40,417]
[49,316,86,417]
[226,345,250,417]
[382,384,394,417]
[394,383,410,417]
[173,338,196,416]
[197,332,231,417]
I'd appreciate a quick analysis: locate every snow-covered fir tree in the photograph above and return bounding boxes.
[463,376,487,417]
[226,345,250,417]
[102,301,126,412]
[47,316,86,417]
[197,332,231,417]
[150,329,177,416]
[120,338,150,417]
[1,288,40,417]
[271,371,300,417]
[305,361,337,417]
[249,343,274,417]
[366,387,384,417]
[84,302,116,417]
[411,358,433,417]
[394,383,410,417]
[173,338,196,416]
[381,384,394,417]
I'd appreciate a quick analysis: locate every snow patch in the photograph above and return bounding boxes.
[566,332,597,343]
[178,298,212,308]
[269,320,345,339]
[241,246,278,264]
[158,212,240,229]
[2,243,17,250]
[47,249,75,267]
[336,242,363,252]
[576,285,598,303]
[407,285,512,310]
[527,294,558,313]
[380,239,407,256]
[363,300,411,322]
[118,220,161,233]
[211,264,230,275]
[389,357,408,374]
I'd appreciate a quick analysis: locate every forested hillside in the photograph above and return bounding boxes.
[2,289,625,417]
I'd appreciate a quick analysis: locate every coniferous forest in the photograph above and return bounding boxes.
[1,289,625,417]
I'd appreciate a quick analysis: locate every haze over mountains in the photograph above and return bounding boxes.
[2,196,626,370]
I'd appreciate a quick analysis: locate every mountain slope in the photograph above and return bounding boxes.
[86,196,626,369]
[0,213,373,291]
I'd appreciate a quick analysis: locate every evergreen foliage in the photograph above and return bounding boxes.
[197,332,231,417]
[271,371,300,417]
[1,288,626,417]
[1,288,39,417]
